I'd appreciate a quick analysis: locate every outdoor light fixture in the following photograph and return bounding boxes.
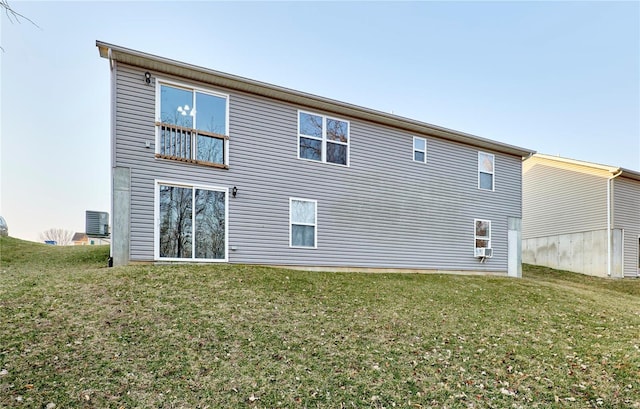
[232,186,238,198]
[144,71,151,84]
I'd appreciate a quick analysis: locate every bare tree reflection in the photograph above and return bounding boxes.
[195,190,225,258]
[159,185,192,258]
[159,185,226,259]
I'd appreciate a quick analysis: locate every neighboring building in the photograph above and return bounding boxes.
[523,154,640,278]
[72,232,110,246]
[72,232,90,246]
[97,41,534,275]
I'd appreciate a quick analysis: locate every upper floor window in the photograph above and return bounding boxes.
[156,82,229,168]
[298,111,349,166]
[413,137,427,163]
[478,152,495,191]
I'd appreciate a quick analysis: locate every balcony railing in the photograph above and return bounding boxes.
[155,122,229,169]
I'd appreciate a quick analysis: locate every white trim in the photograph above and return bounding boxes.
[154,179,228,262]
[637,235,640,276]
[289,197,318,249]
[155,78,230,166]
[297,110,350,167]
[478,151,495,191]
[413,136,427,163]
[474,218,492,257]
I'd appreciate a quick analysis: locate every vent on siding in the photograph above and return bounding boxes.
[86,211,109,237]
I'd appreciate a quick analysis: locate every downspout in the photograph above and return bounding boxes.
[108,47,116,169]
[607,169,623,276]
[108,47,116,262]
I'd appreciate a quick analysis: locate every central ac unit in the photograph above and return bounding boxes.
[86,211,110,238]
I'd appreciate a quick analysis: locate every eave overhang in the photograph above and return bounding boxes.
[619,168,640,181]
[530,153,640,181]
[97,41,535,158]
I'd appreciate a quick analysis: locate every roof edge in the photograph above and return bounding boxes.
[531,153,619,172]
[530,153,640,180]
[619,167,640,181]
[97,41,535,158]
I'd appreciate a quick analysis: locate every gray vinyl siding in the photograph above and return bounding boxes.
[613,176,640,277]
[522,163,608,239]
[114,63,523,272]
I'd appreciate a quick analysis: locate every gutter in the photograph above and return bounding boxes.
[607,169,623,276]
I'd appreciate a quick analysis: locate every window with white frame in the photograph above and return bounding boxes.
[478,152,495,190]
[298,111,349,166]
[156,182,227,261]
[474,219,491,256]
[413,137,427,163]
[156,82,229,167]
[290,198,317,248]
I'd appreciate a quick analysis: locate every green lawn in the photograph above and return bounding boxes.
[1,236,638,408]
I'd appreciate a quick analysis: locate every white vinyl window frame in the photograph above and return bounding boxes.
[155,78,231,167]
[474,219,492,257]
[413,136,427,163]
[297,110,350,167]
[478,151,495,191]
[289,197,318,249]
[154,179,229,262]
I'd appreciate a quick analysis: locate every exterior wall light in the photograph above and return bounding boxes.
[144,71,151,84]
[232,186,238,198]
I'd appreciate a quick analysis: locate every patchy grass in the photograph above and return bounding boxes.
[524,263,640,297]
[0,236,638,408]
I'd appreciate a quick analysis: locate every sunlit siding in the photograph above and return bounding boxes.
[613,176,640,277]
[523,163,608,239]
[115,63,524,272]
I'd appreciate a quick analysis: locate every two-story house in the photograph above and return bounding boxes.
[97,41,535,276]
[523,154,640,278]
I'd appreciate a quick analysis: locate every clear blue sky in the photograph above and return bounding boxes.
[1,1,639,242]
